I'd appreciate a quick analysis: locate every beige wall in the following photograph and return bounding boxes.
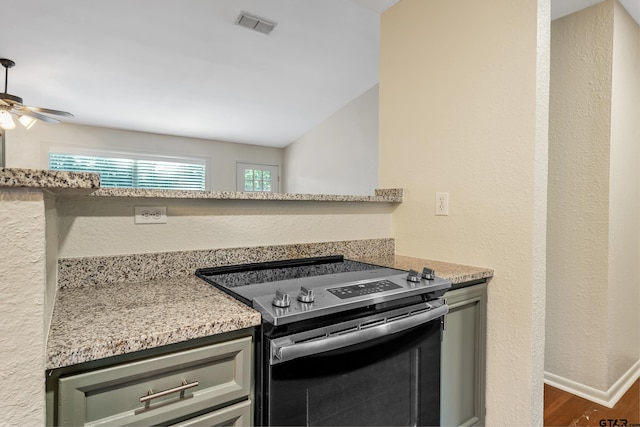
[56,196,395,258]
[546,0,640,404]
[283,84,379,196]
[608,0,640,389]
[547,1,614,392]
[0,189,46,425]
[6,123,283,192]
[379,0,549,424]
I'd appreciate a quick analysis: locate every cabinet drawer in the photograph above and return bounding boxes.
[58,336,252,426]
[171,400,251,427]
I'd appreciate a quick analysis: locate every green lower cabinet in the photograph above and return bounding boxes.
[441,282,488,427]
[170,400,251,427]
[53,335,253,427]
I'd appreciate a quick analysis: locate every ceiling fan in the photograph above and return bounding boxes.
[0,58,74,131]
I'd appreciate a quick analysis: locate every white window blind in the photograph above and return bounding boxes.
[49,153,206,190]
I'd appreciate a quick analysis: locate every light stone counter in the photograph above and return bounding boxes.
[355,255,494,286]
[47,252,492,370]
[0,167,99,191]
[45,275,261,370]
[89,187,403,202]
[0,167,402,202]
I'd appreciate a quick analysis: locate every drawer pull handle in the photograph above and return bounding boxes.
[140,379,199,403]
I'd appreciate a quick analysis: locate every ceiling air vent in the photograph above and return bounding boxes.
[235,11,277,35]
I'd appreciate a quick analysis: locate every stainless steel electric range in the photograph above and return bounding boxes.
[196,255,451,426]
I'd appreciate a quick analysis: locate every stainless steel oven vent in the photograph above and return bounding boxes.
[235,12,277,35]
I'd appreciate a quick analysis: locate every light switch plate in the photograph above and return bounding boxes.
[435,192,449,216]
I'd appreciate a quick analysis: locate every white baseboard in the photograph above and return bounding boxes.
[544,359,640,408]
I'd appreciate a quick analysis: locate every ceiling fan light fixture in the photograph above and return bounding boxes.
[18,114,36,129]
[0,58,74,129]
[0,110,15,130]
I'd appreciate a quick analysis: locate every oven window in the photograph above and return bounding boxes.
[306,349,414,425]
[265,320,441,426]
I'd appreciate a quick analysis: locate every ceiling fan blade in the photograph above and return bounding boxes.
[19,109,61,124]
[24,105,74,118]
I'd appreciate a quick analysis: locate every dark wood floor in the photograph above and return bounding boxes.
[544,379,640,426]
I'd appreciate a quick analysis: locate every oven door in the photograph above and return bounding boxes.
[262,302,447,427]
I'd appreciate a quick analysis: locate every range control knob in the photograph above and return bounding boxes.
[421,267,436,280]
[272,290,291,308]
[297,286,315,303]
[406,269,421,283]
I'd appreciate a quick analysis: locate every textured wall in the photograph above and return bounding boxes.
[379,0,549,424]
[533,1,551,420]
[547,0,640,400]
[283,85,379,195]
[0,189,46,425]
[6,123,284,192]
[547,0,614,392]
[607,0,640,388]
[45,194,59,338]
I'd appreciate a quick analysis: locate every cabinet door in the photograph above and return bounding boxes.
[58,337,252,426]
[441,283,487,426]
[171,400,251,427]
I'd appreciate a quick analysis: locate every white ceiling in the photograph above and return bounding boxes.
[1,0,638,148]
[552,0,640,23]
[1,0,399,147]
[620,0,640,23]
[551,0,605,20]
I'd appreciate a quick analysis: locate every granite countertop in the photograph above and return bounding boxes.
[355,255,494,285]
[0,167,99,192]
[45,275,261,370]
[46,255,492,370]
[0,167,402,202]
[89,187,403,203]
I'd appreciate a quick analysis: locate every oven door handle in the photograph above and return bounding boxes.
[272,304,448,364]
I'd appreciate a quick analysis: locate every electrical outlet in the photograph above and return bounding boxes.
[435,192,449,216]
[135,206,167,224]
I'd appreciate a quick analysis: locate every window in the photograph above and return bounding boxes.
[236,163,279,193]
[49,153,207,190]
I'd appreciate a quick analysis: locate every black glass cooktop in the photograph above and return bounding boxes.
[198,256,389,289]
[196,255,451,325]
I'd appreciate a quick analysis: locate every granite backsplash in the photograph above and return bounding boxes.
[58,238,395,288]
